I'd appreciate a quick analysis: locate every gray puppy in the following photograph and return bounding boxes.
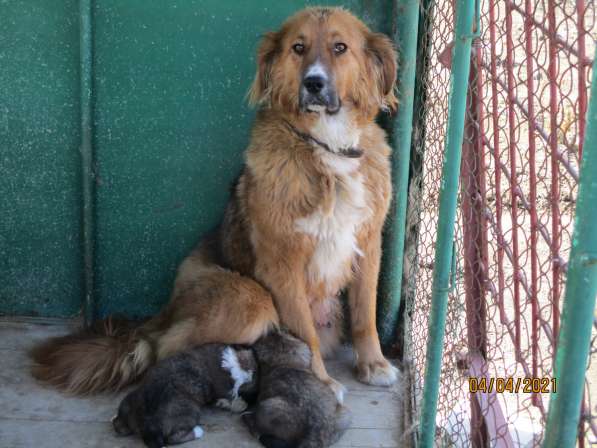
[112,343,257,448]
[243,331,352,448]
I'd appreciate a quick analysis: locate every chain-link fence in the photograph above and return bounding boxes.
[402,0,596,445]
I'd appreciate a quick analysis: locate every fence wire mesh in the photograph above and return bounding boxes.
[402,0,596,446]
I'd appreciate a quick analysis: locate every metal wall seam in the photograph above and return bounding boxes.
[79,0,96,326]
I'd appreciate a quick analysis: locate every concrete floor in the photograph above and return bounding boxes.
[0,318,405,448]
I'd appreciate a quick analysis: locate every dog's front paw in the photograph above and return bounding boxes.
[356,358,399,386]
[325,376,347,404]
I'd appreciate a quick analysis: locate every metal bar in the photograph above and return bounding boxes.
[462,38,488,448]
[402,0,435,440]
[576,4,589,443]
[474,38,488,359]
[80,0,96,326]
[547,0,561,356]
[522,0,540,407]
[487,0,506,340]
[504,0,521,359]
[378,0,420,347]
[543,52,597,448]
[418,0,477,445]
[577,0,587,168]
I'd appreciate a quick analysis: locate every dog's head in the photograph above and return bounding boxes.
[248,7,397,119]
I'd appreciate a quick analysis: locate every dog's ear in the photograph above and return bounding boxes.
[248,32,280,106]
[366,32,398,112]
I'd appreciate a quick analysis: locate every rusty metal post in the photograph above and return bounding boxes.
[504,0,522,361]
[461,35,489,448]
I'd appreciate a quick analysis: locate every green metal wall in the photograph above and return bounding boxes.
[1,1,395,319]
[1,1,82,317]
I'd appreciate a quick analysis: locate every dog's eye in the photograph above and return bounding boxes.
[292,43,305,55]
[334,42,347,54]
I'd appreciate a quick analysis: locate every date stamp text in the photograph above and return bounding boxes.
[469,377,556,393]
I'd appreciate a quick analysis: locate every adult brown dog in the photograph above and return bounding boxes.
[31,7,399,400]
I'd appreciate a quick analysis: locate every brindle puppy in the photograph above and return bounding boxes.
[244,331,351,448]
[112,344,257,448]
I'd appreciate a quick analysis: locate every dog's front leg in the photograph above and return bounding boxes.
[349,231,399,386]
[255,256,346,403]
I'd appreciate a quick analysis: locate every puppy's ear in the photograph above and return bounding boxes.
[248,32,280,106]
[366,32,398,112]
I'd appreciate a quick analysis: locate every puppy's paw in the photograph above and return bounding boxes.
[325,377,347,404]
[356,358,399,386]
[192,425,204,439]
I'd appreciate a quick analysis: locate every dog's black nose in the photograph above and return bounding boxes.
[303,76,325,94]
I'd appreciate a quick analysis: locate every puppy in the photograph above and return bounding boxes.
[243,331,352,448]
[112,343,257,448]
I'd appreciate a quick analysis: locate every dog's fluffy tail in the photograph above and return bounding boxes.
[29,317,156,395]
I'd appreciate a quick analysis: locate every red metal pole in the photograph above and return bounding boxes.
[462,37,489,448]
[487,0,506,330]
[523,0,540,408]
[547,0,561,356]
[577,0,587,160]
[505,0,521,360]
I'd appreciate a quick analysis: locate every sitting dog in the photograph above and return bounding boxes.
[30,7,400,402]
[112,343,257,448]
[243,331,352,448]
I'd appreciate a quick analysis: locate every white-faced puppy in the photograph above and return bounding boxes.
[243,331,352,448]
[112,344,257,448]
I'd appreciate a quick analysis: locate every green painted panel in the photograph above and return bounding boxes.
[0,1,82,317]
[1,0,392,319]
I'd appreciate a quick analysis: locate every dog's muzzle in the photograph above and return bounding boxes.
[299,74,340,114]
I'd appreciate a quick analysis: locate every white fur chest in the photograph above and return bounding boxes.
[295,160,369,294]
[310,108,361,159]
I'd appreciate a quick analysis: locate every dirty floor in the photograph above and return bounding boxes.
[0,318,404,448]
